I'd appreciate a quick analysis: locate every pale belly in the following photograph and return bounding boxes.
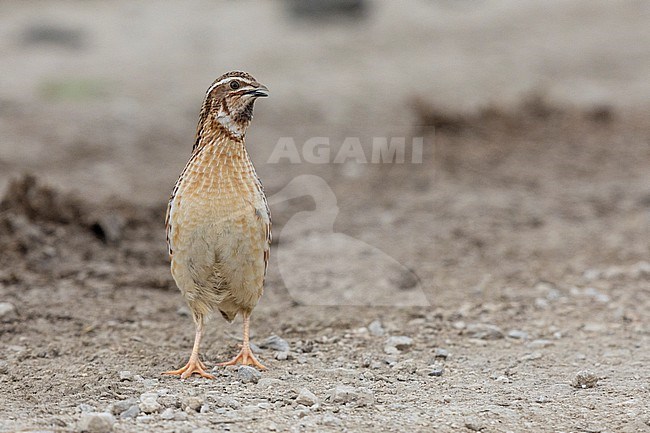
[168,190,270,317]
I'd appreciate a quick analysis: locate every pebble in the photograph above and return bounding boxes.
[583,323,607,333]
[329,385,374,406]
[236,365,262,384]
[275,351,289,361]
[78,412,115,433]
[157,394,179,408]
[466,323,504,340]
[0,360,8,374]
[520,352,543,361]
[207,395,241,410]
[507,330,528,340]
[118,370,133,381]
[160,408,175,420]
[528,339,553,348]
[368,320,385,337]
[428,364,444,377]
[320,413,342,426]
[0,302,17,320]
[110,399,137,416]
[176,305,191,317]
[257,378,283,388]
[139,392,162,414]
[465,420,483,432]
[295,388,319,406]
[572,371,599,389]
[434,348,449,359]
[78,404,96,413]
[119,406,139,419]
[260,335,290,352]
[384,336,413,353]
[181,396,203,412]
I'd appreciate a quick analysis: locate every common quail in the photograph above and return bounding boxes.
[163,71,271,379]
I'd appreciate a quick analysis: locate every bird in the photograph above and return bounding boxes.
[162,71,271,379]
[268,175,428,307]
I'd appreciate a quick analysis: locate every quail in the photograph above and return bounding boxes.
[163,71,271,379]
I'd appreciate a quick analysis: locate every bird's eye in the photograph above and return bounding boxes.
[230,81,240,90]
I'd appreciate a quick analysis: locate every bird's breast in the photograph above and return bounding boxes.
[168,140,269,254]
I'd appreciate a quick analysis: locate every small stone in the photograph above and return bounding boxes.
[368,320,385,337]
[78,412,115,433]
[384,336,413,353]
[157,394,179,408]
[236,365,261,384]
[259,335,290,352]
[434,348,449,359]
[583,323,607,333]
[139,392,161,414]
[176,305,190,317]
[0,360,8,374]
[507,330,528,340]
[0,302,17,321]
[257,378,283,388]
[174,411,188,421]
[295,388,319,406]
[428,364,444,377]
[211,396,241,410]
[495,375,510,383]
[78,404,96,413]
[395,360,417,374]
[329,385,373,406]
[118,370,133,381]
[384,346,399,355]
[520,352,543,361]
[466,323,504,340]
[330,385,357,404]
[528,339,553,349]
[275,351,289,361]
[160,408,175,420]
[181,396,203,412]
[136,415,154,423]
[320,413,342,426]
[583,269,600,280]
[110,399,136,416]
[452,320,466,330]
[465,420,483,432]
[119,406,139,419]
[535,395,551,403]
[571,371,599,389]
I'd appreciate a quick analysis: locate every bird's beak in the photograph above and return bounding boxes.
[247,84,269,98]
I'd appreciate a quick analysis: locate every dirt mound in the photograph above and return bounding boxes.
[0,175,172,289]
[411,93,615,135]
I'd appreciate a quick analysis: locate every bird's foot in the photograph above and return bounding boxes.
[162,357,215,379]
[217,346,267,370]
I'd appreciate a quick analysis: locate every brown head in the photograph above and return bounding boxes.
[195,71,269,144]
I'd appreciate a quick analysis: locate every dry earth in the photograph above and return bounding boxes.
[1,1,650,433]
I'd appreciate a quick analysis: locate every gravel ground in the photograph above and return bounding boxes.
[1,1,650,432]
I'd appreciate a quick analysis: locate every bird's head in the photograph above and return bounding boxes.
[201,71,269,139]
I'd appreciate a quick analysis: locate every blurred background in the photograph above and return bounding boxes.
[1,1,650,431]
[1,0,649,203]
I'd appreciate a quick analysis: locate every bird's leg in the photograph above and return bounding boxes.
[217,312,267,370]
[162,317,215,379]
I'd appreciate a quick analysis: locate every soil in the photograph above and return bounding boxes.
[1,1,650,432]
